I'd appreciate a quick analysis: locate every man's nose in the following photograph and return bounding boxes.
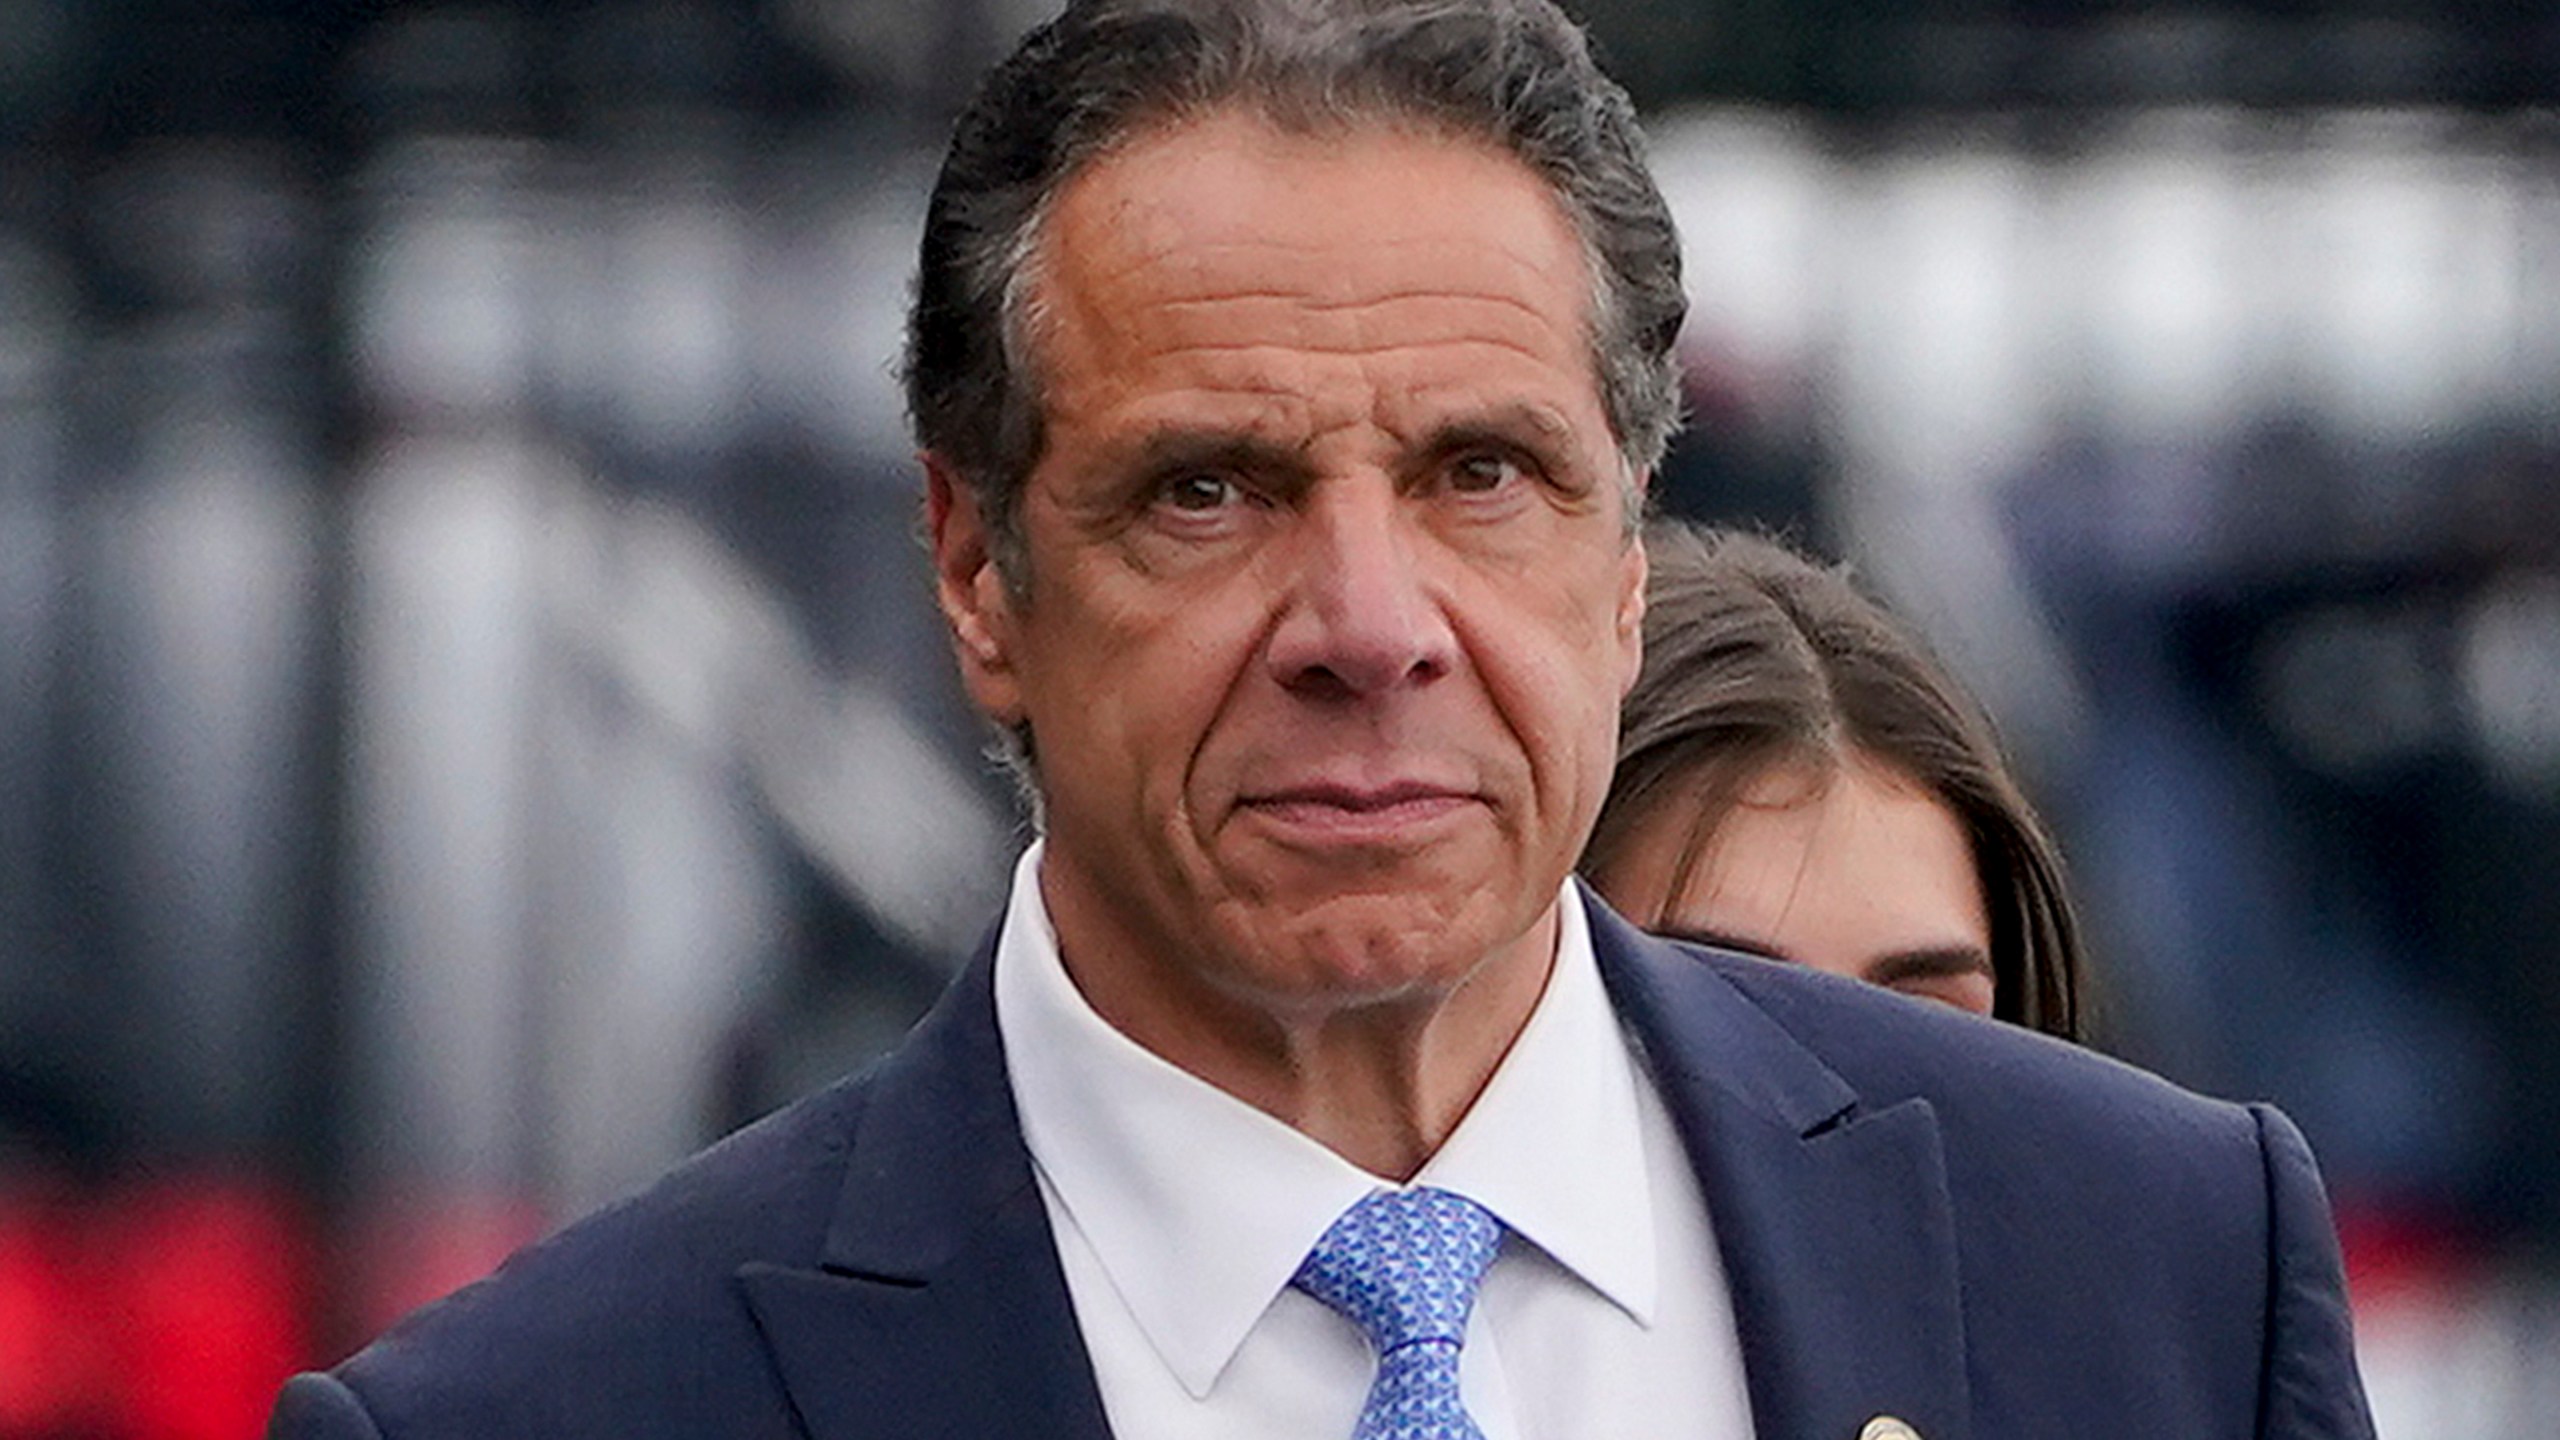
[1264,483,1457,699]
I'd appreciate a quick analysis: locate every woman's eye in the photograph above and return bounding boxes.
[1160,473,1239,511]
[1449,452,1524,493]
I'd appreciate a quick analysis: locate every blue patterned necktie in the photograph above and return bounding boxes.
[1293,1187,1506,1440]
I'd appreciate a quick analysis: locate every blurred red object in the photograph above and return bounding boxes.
[93,1177,312,1440]
[2334,1198,2477,1318]
[0,1180,91,1433]
[346,1189,546,1350]
[0,1171,312,1440]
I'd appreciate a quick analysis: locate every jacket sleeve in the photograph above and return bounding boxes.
[2251,1103,2378,1439]
[267,1372,387,1440]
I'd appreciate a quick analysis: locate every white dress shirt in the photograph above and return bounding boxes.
[993,843,1757,1440]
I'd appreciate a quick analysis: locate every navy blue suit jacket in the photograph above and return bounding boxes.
[270,896,2375,1439]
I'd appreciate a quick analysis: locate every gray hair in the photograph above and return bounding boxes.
[904,0,1687,590]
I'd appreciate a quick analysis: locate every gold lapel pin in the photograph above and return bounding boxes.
[1859,1419,1921,1440]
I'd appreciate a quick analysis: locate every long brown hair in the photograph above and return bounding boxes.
[1582,523,2087,1041]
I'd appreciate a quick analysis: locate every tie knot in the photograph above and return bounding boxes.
[1293,1187,1504,1353]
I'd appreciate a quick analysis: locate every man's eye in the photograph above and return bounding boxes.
[1159,473,1239,511]
[1449,452,1524,494]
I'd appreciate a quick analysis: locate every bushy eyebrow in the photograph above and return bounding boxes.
[1865,947,1996,985]
[1123,428,1313,484]
[1409,403,1575,460]
[1101,400,1592,500]
[1419,401,1576,449]
[1649,927,1994,987]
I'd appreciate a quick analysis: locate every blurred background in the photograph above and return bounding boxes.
[1,0,2555,1434]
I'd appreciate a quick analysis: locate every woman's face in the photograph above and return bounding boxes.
[1594,750,1997,1017]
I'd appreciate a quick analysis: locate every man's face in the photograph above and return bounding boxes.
[932,110,1646,1042]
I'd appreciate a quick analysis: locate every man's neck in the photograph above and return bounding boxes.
[1056,905,1562,1181]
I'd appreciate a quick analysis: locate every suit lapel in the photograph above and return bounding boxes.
[730,895,1969,1440]
[735,947,1115,1440]
[1589,893,1972,1440]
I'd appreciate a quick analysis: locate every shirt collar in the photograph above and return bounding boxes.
[993,843,1660,1399]
[1413,879,1659,1327]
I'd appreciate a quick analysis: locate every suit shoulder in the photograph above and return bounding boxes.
[1694,945,2265,1165]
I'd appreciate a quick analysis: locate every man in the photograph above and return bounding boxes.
[271,1,2376,1436]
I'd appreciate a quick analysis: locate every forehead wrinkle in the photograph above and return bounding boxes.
[1039,111,1597,295]
[1129,297,1571,367]
[1150,281,1568,328]
[1031,118,1626,505]
[1063,326,1589,434]
[1101,202,1585,284]
[1098,224,1586,324]
[1119,337,1577,376]
[1156,284,1553,313]
[1140,273,1559,328]
[1224,365,1594,462]
[1039,281,1579,407]
[1073,387,1320,466]
[1377,392,1577,438]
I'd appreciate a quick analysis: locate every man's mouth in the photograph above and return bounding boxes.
[1237,780,1480,840]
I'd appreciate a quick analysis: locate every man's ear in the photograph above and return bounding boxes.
[1615,475,1649,699]
[924,454,1026,726]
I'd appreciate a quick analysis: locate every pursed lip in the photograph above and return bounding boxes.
[1234,779,1482,842]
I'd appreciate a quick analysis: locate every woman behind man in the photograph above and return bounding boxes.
[1583,522,2087,1041]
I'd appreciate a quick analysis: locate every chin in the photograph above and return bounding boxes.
[1229,890,1527,1007]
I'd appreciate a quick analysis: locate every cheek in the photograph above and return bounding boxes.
[1030,587,1260,791]
[1480,638,1624,826]
[1472,558,1638,731]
